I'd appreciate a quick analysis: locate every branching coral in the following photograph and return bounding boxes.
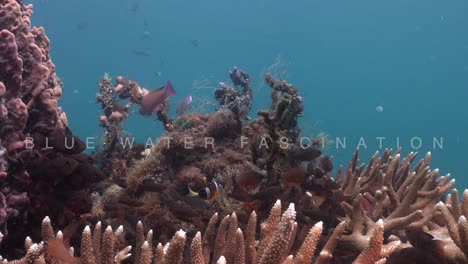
[0,200,408,264]
[214,67,253,122]
[425,189,468,263]
[336,149,454,252]
[255,74,304,184]
[95,75,147,184]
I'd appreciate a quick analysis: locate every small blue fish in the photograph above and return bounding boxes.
[177,96,193,116]
[140,81,176,115]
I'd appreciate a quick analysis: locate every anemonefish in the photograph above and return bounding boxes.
[188,179,222,200]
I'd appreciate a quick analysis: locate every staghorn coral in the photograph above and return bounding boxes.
[0,202,304,263]
[420,188,468,263]
[0,200,405,264]
[336,149,454,254]
[0,148,462,263]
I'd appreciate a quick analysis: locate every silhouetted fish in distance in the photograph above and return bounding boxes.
[190,39,199,48]
[132,49,150,57]
[129,1,140,12]
[76,21,88,31]
[142,30,151,39]
[140,81,176,115]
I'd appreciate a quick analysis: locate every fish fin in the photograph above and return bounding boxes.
[216,182,224,193]
[153,104,164,113]
[187,185,198,197]
[188,103,194,111]
[154,86,165,92]
[165,81,176,96]
[244,201,258,211]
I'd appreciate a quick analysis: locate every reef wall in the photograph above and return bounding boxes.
[0,0,103,256]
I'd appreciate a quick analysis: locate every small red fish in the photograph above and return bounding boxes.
[281,167,306,186]
[244,201,259,211]
[361,196,374,211]
[235,168,264,189]
[140,80,176,115]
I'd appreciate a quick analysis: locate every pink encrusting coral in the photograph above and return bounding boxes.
[0,0,62,174]
[0,0,104,254]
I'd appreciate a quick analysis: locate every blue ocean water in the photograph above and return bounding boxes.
[29,0,467,188]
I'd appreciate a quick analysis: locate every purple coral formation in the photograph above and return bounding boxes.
[0,0,103,257]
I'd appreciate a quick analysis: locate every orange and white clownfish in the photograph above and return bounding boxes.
[188,179,223,200]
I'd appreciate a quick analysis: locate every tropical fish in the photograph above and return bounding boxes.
[288,146,322,161]
[234,168,264,189]
[190,39,199,48]
[129,1,139,12]
[140,81,176,115]
[177,96,193,116]
[307,164,324,178]
[181,196,212,211]
[189,179,223,200]
[319,156,334,172]
[281,167,306,186]
[142,30,151,39]
[132,49,150,57]
[76,21,88,31]
[249,186,283,201]
[244,200,261,211]
[385,229,445,264]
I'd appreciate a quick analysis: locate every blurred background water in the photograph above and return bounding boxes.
[28,0,467,188]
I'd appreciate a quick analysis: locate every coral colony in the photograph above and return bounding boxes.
[0,1,464,264]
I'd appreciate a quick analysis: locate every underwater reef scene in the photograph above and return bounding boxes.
[0,0,466,263]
